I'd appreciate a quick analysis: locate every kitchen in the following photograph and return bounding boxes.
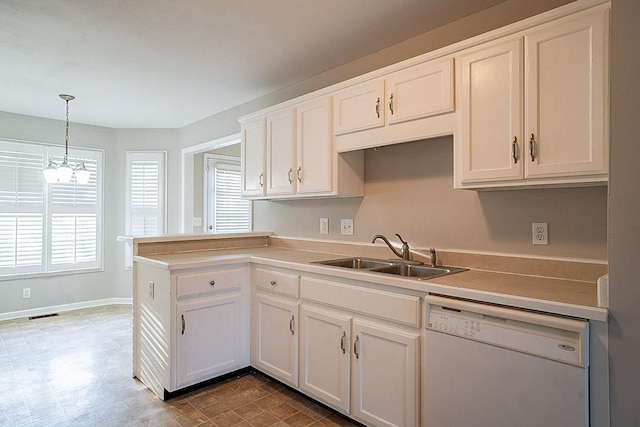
[0,0,638,426]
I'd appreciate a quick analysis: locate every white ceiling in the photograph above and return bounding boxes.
[0,0,505,129]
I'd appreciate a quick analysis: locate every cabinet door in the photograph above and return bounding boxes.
[459,38,524,184]
[525,8,608,179]
[253,294,298,387]
[333,79,385,135]
[176,292,243,389]
[241,118,266,197]
[351,320,420,427]
[297,97,333,195]
[386,58,454,126]
[299,306,351,414]
[266,109,296,196]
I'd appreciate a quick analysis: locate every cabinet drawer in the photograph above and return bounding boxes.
[176,267,245,298]
[254,267,300,298]
[300,277,421,328]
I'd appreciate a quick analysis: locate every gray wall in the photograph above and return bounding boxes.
[609,0,640,424]
[0,112,118,314]
[253,137,607,259]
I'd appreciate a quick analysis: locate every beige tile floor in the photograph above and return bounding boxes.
[0,305,358,427]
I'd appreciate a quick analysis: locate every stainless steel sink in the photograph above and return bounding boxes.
[369,264,467,279]
[311,257,393,269]
[312,257,467,280]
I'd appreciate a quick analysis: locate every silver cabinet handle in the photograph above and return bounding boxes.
[375,97,380,118]
[289,315,295,335]
[209,280,215,287]
[529,133,536,162]
[296,166,302,184]
[181,314,185,335]
[287,168,293,184]
[259,173,263,187]
[512,136,519,164]
[389,93,394,115]
[353,334,360,359]
[270,280,276,286]
[340,331,346,354]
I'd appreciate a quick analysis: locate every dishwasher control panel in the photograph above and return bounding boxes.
[426,296,588,367]
[428,308,483,338]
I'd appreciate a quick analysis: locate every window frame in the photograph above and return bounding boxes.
[0,138,104,280]
[204,153,252,233]
[125,150,167,237]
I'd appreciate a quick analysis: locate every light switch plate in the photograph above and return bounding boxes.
[341,219,354,236]
[320,218,329,235]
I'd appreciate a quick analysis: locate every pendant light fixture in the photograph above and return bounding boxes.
[43,94,90,184]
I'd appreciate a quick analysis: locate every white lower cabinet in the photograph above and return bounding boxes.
[253,294,299,387]
[251,267,300,388]
[351,320,420,427]
[299,276,422,427]
[175,292,243,389]
[299,305,351,414]
[133,262,250,399]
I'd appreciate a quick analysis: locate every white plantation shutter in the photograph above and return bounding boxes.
[47,151,102,272]
[0,139,103,277]
[0,145,45,274]
[126,152,166,236]
[207,156,251,233]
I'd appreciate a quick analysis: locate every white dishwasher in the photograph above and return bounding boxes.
[424,294,589,427]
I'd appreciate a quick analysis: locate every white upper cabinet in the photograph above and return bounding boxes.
[333,58,455,151]
[266,108,297,197]
[457,4,609,188]
[524,8,608,179]
[333,80,385,135]
[459,38,524,183]
[296,97,333,195]
[240,96,363,200]
[385,58,455,126]
[241,117,266,197]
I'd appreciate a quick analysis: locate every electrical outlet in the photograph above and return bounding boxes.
[193,217,202,227]
[341,219,354,236]
[23,288,31,299]
[532,222,548,245]
[320,218,329,235]
[148,281,155,299]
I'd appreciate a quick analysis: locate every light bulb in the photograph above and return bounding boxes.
[74,162,90,184]
[44,160,59,183]
[57,160,73,183]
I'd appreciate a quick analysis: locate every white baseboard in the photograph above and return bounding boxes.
[0,297,133,322]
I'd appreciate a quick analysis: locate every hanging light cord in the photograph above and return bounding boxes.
[64,97,69,158]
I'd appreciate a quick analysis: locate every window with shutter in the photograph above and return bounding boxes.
[125,151,166,236]
[0,139,103,278]
[206,155,252,233]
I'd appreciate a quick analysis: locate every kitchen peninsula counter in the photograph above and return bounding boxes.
[132,234,607,321]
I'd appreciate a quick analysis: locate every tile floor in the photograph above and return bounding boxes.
[0,304,358,427]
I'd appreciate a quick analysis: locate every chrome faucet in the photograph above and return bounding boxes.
[429,247,437,268]
[372,233,411,260]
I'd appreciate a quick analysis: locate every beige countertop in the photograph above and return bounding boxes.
[134,245,607,321]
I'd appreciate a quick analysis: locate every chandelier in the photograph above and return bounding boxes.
[43,94,90,184]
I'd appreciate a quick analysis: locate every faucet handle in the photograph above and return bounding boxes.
[395,234,407,245]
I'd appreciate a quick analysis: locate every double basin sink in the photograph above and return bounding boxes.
[311,257,467,280]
